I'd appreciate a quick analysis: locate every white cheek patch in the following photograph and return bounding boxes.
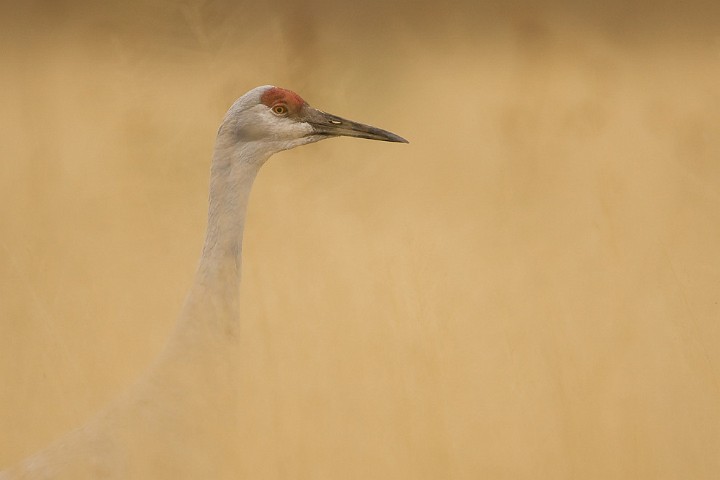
[227,104,316,154]
[290,121,313,138]
[270,122,316,152]
[265,115,312,141]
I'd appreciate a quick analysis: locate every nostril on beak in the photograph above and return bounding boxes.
[307,107,408,143]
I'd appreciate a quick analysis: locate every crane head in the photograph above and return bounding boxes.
[219,86,408,155]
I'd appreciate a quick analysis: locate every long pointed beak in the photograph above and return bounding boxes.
[304,107,409,143]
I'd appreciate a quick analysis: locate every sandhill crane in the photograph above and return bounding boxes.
[1,86,407,479]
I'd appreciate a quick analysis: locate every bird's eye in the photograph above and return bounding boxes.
[272,105,288,116]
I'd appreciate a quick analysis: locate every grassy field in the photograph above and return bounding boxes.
[1,1,719,478]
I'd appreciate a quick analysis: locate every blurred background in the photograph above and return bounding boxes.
[1,0,719,478]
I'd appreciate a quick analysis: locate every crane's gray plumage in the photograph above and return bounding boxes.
[1,85,406,479]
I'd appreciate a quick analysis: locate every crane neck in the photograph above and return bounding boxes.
[173,133,270,343]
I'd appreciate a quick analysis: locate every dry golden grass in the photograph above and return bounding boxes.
[1,1,719,478]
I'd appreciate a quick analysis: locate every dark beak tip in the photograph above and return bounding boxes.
[382,132,409,144]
